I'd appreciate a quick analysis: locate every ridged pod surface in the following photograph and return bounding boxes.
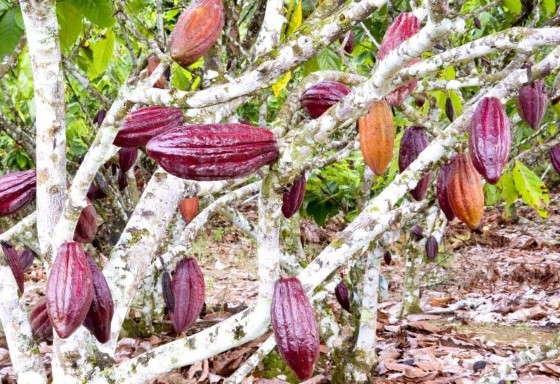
[1,242,24,292]
[398,127,431,201]
[20,248,35,272]
[161,271,175,312]
[119,147,138,173]
[517,80,547,129]
[425,235,438,261]
[83,253,114,343]
[300,81,351,118]
[113,107,184,147]
[358,100,395,175]
[339,31,355,54]
[447,154,484,230]
[436,163,455,221]
[146,124,279,181]
[179,197,200,223]
[551,144,560,174]
[469,97,511,184]
[271,277,319,381]
[74,200,98,244]
[281,174,306,219]
[147,55,166,89]
[0,170,36,217]
[169,0,224,68]
[170,258,205,334]
[411,225,424,240]
[335,281,350,312]
[46,242,93,339]
[31,298,53,340]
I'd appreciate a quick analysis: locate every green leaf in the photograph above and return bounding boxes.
[502,0,522,13]
[306,198,338,226]
[497,170,517,218]
[0,1,9,12]
[89,29,115,79]
[67,0,115,28]
[542,0,556,15]
[271,71,291,97]
[448,90,463,117]
[171,63,193,90]
[0,8,24,58]
[512,160,549,218]
[286,0,302,36]
[484,183,499,206]
[57,1,83,52]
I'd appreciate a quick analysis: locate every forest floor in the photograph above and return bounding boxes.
[1,194,559,383]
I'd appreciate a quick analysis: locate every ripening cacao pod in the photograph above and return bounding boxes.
[411,225,424,240]
[339,30,355,54]
[179,197,200,223]
[119,147,138,173]
[169,0,225,68]
[169,258,205,334]
[425,235,438,261]
[30,298,53,340]
[147,55,166,89]
[300,81,351,118]
[550,144,560,174]
[161,271,175,312]
[146,124,279,181]
[359,100,395,175]
[74,199,98,244]
[385,80,418,107]
[82,253,114,343]
[20,248,35,272]
[1,241,24,292]
[436,163,455,221]
[113,106,184,148]
[398,127,431,201]
[46,242,93,339]
[383,251,392,265]
[447,154,484,230]
[469,97,511,184]
[118,170,128,191]
[271,277,319,381]
[0,170,36,217]
[335,281,350,312]
[517,80,547,129]
[281,174,306,219]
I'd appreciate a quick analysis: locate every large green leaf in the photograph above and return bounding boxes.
[0,8,24,58]
[57,1,83,52]
[512,160,549,218]
[0,1,9,12]
[502,0,522,13]
[68,0,115,28]
[542,0,556,15]
[89,29,115,79]
[497,169,518,217]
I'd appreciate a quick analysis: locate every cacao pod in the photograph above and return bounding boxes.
[73,199,98,244]
[436,163,455,221]
[118,170,128,191]
[169,258,205,334]
[550,143,560,174]
[179,197,200,223]
[411,225,424,240]
[20,248,35,272]
[385,80,418,107]
[87,182,107,200]
[169,0,224,68]
[0,170,36,217]
[281,173,306,219]
[398,127,431,201]
[358,100,395,175]
[383,251,392,265]
[147,55,166,89]
[113,106,184,148]
[425,235,438,261]
[445,97,455,122]
[82,253,114,343]
[339,30,355,54]
[300,81,351,118]
[146,124,279,181]
[473,17,482,29]
[30,298,53,340]
[517,80,547,130]
[335,281,350,313]
[93,109,106,127]
[469,97,511,184]
[161,271,175,312]
[447,154,484,230]
[46,242,93,339]
[1,241,24,292]
[271,277,319,381]
[119,147,138,173]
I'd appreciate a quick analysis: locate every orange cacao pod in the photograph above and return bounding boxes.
[358,100,395,175]
[447,154,484,230]
[179,197,200,223]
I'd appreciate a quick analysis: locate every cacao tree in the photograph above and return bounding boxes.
[0,0,559,383]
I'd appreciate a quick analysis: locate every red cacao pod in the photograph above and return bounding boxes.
[447,154,484,230]
[436,163,455,221]
[335,281,350,313]
[119,147,138,173]
[82,253,114,343]
[169,0,225,68]
[20,248,35,272]
[31,298,53,341]
[550,143,560,174]
[179,197,200,223]
[281,174,306,219]
[161,271,175,312]
[517,80,547,129]
[425,235,438,261]
[358,100,395,175]
[383,251,392,265]
[339,30,355,54]
[169,258,205,334]
[118,170,128,191]
[398,127,431,201]
[73,199,98,244]
[147,55,166,89]
[113,106,184,148]
[300,81,351,118]
[271,277,319,381]
[0,170,36,217]
[146,124,279,181]
[385,80,418,107]
[46,242,93,339]
[1,241,24,292]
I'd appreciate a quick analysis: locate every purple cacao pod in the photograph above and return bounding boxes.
[93,109,107,127]
[73,200,98,244]
[82,253,114,343]
[436,162,455,221]
[550,143,560,174]
[169,258,205,334]
[46,242,93,339]
[161,271,175,312]
[383,251,392,265]
[20,248,35,272]
[1,241,24,292]
[146,124,279,181]
[113,106,184,147]
[87,182,107,200]
[469,97,511,184]
[300,81,351,119]
[335,281,350,312]
[339,30,355,54]
[425,235,438,261]
[31,298,53,340]
[118,147,138,173]
[517,80,547,129]
[474,17,482,29]
[281,174,306,219]
[0,170,36,217]
[118,170,128,191]
[271,277,319,381]
[398,127,431,201]
[411,225,424,240]
[445,97,455,121]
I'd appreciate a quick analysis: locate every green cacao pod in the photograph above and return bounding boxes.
[300,81,351,119]
[0,170,36,217]
[358,100,395,175]
[146,124,279,181]
[83,253,114,343]
[179,197,200,223]
[1,241,24,292]
[517,80,547,129]
[550,143,560,174]
[169,258,205,334]
[31,298,53,341]
[271,277,319,381]
[447,154,484,230]
[436,163,455,221]
[398,127,431,201]
[281,174,306,219]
